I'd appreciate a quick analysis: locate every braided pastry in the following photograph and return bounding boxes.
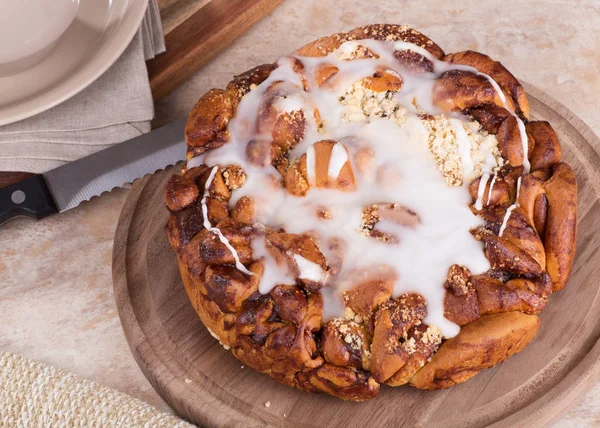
[164,24,578,401]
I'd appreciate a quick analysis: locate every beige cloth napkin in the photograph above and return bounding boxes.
[0,1,166,173]
[0,351,193,427]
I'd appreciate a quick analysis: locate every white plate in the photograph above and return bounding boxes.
[0,0,149,126]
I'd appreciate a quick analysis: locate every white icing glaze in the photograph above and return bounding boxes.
[499,205,516,237]
[187,155,203,169]
[327,142,349,180]
[499,176,522,237]
[251,236,295,293]
[487,174,498,204]
[274,94,305,113]
[479,135,500,173]
[451,118,474,181]
[201,166,254,276]
[294,254,326,282]
[306,144,317,186]
[479,73,507,105]
[185,39,529,338]
[477,72,530,173]
[517,119,531,173]
[215,232,253,275]
[475,173,490,211]
[200,167,219,230]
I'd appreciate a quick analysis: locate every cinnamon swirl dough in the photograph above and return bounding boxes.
[164,25,578,400]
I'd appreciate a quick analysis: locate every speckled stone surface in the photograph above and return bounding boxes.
[1,0,599,424]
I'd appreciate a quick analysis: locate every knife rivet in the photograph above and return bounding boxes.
[11,190,26,205]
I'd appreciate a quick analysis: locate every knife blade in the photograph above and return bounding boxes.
[0,119,186,225]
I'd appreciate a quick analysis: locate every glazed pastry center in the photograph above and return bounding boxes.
[188,39,528,338]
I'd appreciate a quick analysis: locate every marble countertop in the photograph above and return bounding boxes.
[1,0,599,425]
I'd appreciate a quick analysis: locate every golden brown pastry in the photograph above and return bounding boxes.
[164,24,578,401]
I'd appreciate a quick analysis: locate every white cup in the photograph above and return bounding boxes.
[0,0,80,76]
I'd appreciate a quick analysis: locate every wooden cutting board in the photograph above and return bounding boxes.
[112,84,600,427]
[0,0,281,189]
[149,0,282,100]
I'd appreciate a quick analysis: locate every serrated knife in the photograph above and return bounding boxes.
[0,119,186,225]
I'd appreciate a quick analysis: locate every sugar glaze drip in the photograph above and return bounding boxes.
[487,174,498,205]
[475,173,490,211]
[476,74,530,173]
[499,176,523,237]
[201,166,254,276]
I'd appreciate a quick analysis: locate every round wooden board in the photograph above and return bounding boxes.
[113,84,600,427]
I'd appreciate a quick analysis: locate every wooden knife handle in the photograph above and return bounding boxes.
[0,171,34,189]
[0,174,58,225]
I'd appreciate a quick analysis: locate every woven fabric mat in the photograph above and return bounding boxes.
[0,351,193,427]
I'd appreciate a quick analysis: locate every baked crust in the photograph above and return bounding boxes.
[164,24,578,400]
[409,312,540,389]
